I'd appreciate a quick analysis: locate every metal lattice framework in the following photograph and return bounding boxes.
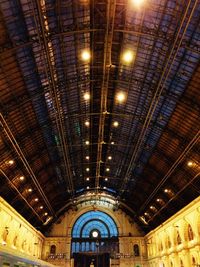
[0,0,199,232]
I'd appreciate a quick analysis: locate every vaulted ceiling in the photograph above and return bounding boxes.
[0,0,199,234]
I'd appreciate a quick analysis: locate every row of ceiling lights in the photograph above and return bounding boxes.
[4,160,48,218]
[143,158,199,220]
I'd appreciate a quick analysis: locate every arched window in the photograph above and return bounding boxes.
[133,244,140,256]
[71,211,119,255]
[188,224,194,241]
[180,259,184,267]
[50,245,56,254]
[192,256,196,265]
[167,236,171,248]
[177,231,182,245]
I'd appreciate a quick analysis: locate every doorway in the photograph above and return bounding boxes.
[73,252,110,267]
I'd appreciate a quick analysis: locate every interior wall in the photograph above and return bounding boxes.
[145,196,200,267]
[0,196,44,259]
[43,205,147,267]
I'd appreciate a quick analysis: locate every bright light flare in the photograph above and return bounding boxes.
[122,50,135,64]
[116,92,126,103]
[81,50,91,61]
[131,0,146,8]
[84,92,90,101]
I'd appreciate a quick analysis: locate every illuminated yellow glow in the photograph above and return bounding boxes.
[131,0,145,8]
[86,167,90,172]
[116,92,126,103]
[81,50,91,61]
[28,188,32,192]
[113,121,119,127]
[86,177,90,181]
[44,212,48,216]
[34,198,39,202]
[40,206,43,209]
[84,92,90,101]
[103,186,107,189]
[187,161,194,167]
[85,121,90,126]
[85,140,90,145]
[86,156,90,160]
[8,160,14,165]
[106,168,110,172]
[111,141,115,145]
[87,186,90,189]
[156,198,161,202]
[164,189,169,193]
[105,178,108,181]
[122,50,134,64]
[108,156,112,160]
[19,176,24,181]
[150,206,154,209]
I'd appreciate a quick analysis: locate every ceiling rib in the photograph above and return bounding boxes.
[95,0,116,193]
[119,0,199,195]
[0,113,55,215]
[35,0,75,196]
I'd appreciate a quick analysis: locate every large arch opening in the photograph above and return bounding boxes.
[71,210,119,267]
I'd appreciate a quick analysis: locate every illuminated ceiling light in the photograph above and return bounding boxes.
[108,156,112,160]
[28,188,32,192]
[44,212,48,216]
[156,198,161,202]
[86,167,90,172]
[40,206,43,209]
[187,161,194,167]
[111,141,115,145]
[150,206,154,210]
[81,50,91,61]
[92,230,98,238]
[85,140,90,145]
[86,177,90,181]
[113,121,119,127]
[86,156,90,160]
[144,212,148,216]
[19,176,24,181]
[116,92,126,103]
[106,168,110,172]
[131,0,145,8]
[8,160,14,165]
[122,50,134,64]
[105,178,108,181]
[87,186,90,189]
[84,92,90,101]
[34,198,39,202]
[85,121,90,127]
[164,189,169,193]
[103,186,107,189]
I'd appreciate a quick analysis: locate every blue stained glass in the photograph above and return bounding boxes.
[72,211,118,238]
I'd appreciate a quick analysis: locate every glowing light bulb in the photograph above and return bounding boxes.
[187,161,193,167]
[113,121,119,127]
[84,92,90,101]
[86,177,90,181]
[116,92,126,103]
[86,156,90,160]
[122,50,134,63]
[85,141,90,145]
[28,188,32,192]
[105,178,108,181]
[85,121,90,127]
[108,156,112,160]
[86,167,90,172]
[34,198,39,202]
[81,50,91,61]
[8,160,14,165]
[106,168,110,172]
[131,0,145,8]
[19,176,24,181]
